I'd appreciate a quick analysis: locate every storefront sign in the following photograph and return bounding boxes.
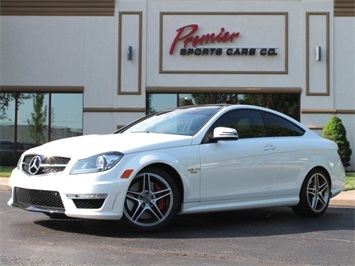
[160,13,288,74]
[179,47,278,56]
[169,24,240,54]
[169,24,277,57]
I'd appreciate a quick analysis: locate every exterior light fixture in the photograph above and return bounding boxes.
[127,46,133,60]
[316,46,321,61]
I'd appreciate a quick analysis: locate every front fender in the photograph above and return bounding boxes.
[118,146,201,202]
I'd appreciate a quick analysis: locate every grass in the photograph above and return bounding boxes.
[344,172,355,191]
[0,166,15,177]
[0,165,354,191]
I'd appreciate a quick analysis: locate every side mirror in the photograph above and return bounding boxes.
[212,127,239,141]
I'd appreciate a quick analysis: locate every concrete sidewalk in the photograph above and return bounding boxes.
[0,177,354,207]
[329,190,355,207]
[0,177,10,191]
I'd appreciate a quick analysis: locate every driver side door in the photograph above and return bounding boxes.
[199,109,283,202]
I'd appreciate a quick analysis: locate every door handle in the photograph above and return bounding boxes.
[264,144,276,151]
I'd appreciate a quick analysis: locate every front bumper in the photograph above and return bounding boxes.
[8,168,129,220]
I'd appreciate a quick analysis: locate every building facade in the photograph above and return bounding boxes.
[0,0,354,169]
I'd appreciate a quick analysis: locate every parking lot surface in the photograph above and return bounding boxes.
[1,190,354,265]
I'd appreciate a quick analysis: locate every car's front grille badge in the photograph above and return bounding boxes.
[22,155,71,175]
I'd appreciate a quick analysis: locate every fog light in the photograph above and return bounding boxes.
[67,194,107,199]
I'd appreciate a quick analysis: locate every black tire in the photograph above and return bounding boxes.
[123,168,180,231]
[292,168,330,217]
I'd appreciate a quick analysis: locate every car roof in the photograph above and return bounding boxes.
[173,104,308,130]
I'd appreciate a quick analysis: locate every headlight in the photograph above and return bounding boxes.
[70,152,123,175]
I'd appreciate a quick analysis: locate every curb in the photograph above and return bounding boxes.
[1,177,354,207]
[329,190,355,207]
[0,178,10,191]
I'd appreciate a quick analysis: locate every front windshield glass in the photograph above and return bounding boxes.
[120,106,222,136]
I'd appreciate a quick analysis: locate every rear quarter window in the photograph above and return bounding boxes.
[262,111,305,137]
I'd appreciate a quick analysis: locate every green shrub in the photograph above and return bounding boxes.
[322,116,352,167]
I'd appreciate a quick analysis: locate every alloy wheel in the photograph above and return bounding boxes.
[123,171,176,229]
[306,172,330,213]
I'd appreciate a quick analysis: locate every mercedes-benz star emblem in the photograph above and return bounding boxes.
[29,156,42,175]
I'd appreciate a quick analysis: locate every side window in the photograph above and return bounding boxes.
[206,109,267,139]
[262,112,305,137]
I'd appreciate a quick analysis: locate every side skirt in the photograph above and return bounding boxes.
[180,196,299,215]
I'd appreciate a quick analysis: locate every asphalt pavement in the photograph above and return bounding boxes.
[1,177,354,207]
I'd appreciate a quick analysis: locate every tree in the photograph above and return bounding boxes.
[322,116,352,167]
[239,94,299,120]
[179,96,194,106]
[27,94,47,145]
[0,93,31,120]
[147,94,156,114]
[192,93,238,104]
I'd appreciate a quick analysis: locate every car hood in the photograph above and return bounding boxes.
[25,133,193,159]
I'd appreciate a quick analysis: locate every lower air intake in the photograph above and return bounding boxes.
[14,187,65,209]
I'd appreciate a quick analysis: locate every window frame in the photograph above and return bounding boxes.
[202,108,305,144]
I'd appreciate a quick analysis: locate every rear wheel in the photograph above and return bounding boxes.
[123,168,180,231]
[292,169,330,217]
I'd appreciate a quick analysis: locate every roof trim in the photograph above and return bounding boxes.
[0,0,115,16]
[334,0,355,17]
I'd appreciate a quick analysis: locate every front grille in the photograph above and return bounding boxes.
[73,199,105,209]
[22,155,71,175]
[14,187,65,210]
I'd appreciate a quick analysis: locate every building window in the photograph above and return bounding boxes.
[0,92,83,165]
[50,93,83,141]
[147,93,300,121]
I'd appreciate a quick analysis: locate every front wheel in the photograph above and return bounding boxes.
[123,168,180,231]
[292,169,330,217]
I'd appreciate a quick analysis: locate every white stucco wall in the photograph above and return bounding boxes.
[0,15,145,133]
[0,0,354,169]
[145,0,304,89]
[0,17,85,86]
[334,17,355,170]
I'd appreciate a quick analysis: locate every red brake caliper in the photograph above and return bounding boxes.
[155,183,166,211]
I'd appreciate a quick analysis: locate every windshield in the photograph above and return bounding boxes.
[118,106,222,136]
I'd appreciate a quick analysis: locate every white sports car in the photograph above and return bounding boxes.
[8,105,345,230]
